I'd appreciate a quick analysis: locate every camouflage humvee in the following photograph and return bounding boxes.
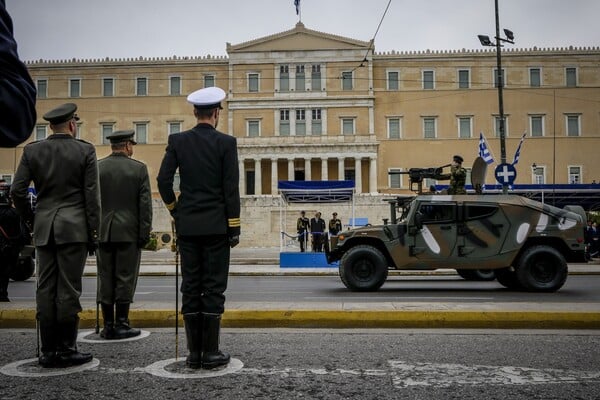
[326,161,587,293]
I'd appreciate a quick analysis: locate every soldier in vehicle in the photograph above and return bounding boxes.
[440,155,467,194]
[296,210,309,252]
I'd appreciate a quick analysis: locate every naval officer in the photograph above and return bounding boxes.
[157,86,240,370]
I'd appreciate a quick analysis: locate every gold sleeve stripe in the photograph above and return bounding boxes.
[228,218,241,227]
[165,201,176,211]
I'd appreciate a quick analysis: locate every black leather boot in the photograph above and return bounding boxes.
[183,312,202,369]
[201,312,230,370]
[100,303,115,339]
[114,303,140,339]
[56,318,93,367]
[38,321,57,368]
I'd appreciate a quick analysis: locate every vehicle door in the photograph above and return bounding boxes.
[410,201,458,266]
[456,203,510,261]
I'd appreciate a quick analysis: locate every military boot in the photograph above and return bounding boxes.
[201,312,230,369]
[114,303,141,339]
[183,312,202,369]
[56,318,93,367]
[38,321,58,368]
[100,303,115,339]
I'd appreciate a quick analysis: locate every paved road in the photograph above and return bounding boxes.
[1,329,599,399]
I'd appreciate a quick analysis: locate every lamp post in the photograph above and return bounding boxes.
[478,0,514,194]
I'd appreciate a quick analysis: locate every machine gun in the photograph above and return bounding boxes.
[388,164,450,194]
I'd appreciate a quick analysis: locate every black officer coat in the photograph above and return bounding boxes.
[98,153,152,243]
[11,134,100,245]
[157,123,240,237]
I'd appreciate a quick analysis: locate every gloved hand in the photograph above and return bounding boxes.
[229,235,239,248]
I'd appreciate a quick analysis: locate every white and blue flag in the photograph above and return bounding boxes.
[478,132,494,164]
[294,0,300,15]
[512,133,526,165]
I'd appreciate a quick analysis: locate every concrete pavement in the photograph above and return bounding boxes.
[1,247,600,329]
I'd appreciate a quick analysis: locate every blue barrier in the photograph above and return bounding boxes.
[280,252,339,268]
[348,217,369,227]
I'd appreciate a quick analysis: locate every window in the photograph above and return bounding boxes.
[423,117,436,139]
[295,109,306,136]
[75,122,82,139]
[101,123,114,145]
[204,75,215,88]
[248,73,259,92]
[311,64,321,91]
[494,116,509,138]
[279,65,289,92]
[569,166,581,184]
[342,71,353,90]
[69,78,81,98]
[169,76,181,96]
[134,122,147,144]
[458,117,472,138]
[168,122,182,135]
[458,69,469,89]
[422,70,434,89]
[342,118,355,135]
[102,78,114,97]
[279,110,290,136]
[37,79,47,99]
[311,109,322,135]
[529,68,541,87]
[566,115,580,136]
[136,77,147,96]
[530,115,544,137]
[418,203,455,223]
[295,65,305,91]
[532,166,545,184]
[35,125,47,141]
[493,68,505,88]
[389,168,402,189]
[387,71,399,90]
[247,120,260,137]
[465,205,498,220]
[388,118,401,139]
[566,67,577,87]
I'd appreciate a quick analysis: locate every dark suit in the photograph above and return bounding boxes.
[157,123,240,314]
[0,0,36,147]
[310,217,326,252]
[11,134,100,324]
[97,153,152,305]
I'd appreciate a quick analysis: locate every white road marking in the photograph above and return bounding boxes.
[0,358,100,377]
[77,330,151,344]
[144,357,244,379]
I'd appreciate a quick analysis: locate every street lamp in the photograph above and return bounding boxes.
[478,0,515,194]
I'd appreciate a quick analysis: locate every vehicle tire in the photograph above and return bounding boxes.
[514,245,568,292]
[9,256,35,281]
[456,269,496,281]
[494,267,522,290]
[339,245,388,292]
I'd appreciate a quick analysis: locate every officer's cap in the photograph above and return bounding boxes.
[43,103,79,124]
[106,130,137,144]
[453,155,464,163]
[187,87,226,109]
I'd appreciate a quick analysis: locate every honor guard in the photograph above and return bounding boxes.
[296,211,310,252]
[440,155,467,195]
[328,212,342,236]
[96,130,152,340]
[157,86,241,370]
[11,103,100,368]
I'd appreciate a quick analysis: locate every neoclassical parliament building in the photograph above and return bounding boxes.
[2,23,599,246]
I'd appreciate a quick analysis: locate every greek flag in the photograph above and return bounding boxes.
[294,0,300,15]
[478,132,494,164]
[512,133,526,165]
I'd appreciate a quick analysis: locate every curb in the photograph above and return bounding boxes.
[2,309,600,330]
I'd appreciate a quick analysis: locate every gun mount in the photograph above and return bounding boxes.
[389,164,450,194]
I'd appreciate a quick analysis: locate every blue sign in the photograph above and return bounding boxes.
[494,163,517,185]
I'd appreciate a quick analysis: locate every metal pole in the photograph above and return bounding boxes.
[495,0,508,194]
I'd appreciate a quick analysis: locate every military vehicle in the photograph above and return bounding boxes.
[325,158,587,292]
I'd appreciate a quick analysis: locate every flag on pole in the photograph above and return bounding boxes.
[512,133,527,165]
[478,132,495,164]
[294,0,300,15]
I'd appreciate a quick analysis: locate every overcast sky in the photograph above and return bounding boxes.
[6,0,600,62]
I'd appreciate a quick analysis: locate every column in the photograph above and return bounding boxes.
[239,159,245,195]
[354,157,362,194]
[254,158,262,195]
[271,158,278,195]
[304,158,312,181]
[338,158,345,181]
[321,157,328,181]
[369,157,377,194]
[288,158,294,180]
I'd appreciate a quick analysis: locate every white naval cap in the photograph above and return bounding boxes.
[186,86,226,109]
